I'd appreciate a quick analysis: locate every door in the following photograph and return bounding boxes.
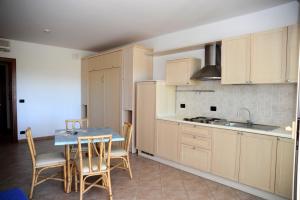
[250,27,287,83]
[239,132,277,192]
[211,129,240,181]
[136,82,156,154]
[0,65,7,133]
[275,138,294,199]
[104,68,120,133]
[221,35,251,84]
[88,70,105,128]
[156,120,179,161]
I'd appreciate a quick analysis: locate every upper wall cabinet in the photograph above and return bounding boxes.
[221,35,251,84]
[250,27,287,84]
[222,25,299,84]
[287,24,300,83]
[87,50,122,71]
[123,45,153,110]
[166,58,201,85]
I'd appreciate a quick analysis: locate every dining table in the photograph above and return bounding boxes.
[54,127,124,193]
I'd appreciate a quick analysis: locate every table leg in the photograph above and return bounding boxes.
[65,145,71,193]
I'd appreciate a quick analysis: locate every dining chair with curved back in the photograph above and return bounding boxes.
[74,134,113,200]
[110,122,133,179]
[25,128,66,199]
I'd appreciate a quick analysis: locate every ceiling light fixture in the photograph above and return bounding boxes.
[43,29,51,33]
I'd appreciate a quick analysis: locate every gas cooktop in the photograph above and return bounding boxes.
[183,116,225,124]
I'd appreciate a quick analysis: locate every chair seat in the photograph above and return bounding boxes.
[36,152,66,168]
[76,157,107,174]
[110,147,127,157]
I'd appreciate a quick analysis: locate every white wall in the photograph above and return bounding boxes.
[138,1,299,80]
[0,40,93,139]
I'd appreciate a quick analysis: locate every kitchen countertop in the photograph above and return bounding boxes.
[157,116,293,139]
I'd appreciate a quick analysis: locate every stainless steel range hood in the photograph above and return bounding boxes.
[191,43,221,80]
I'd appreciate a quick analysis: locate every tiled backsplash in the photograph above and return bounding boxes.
[176,81,297,127]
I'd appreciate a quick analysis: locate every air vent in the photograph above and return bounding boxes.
[0,39,10,52]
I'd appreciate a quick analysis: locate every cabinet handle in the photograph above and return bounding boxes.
[193,136,196,139]
[192,146,196,150]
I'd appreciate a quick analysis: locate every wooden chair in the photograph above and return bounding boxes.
[110,122,133,179]
[25,128,66,199]
[73,135,113,200]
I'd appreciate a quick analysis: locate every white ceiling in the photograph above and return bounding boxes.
[0,0,294,51]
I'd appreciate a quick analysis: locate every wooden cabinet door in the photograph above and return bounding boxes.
[166,59,190,85]
[250,27,287,83]
[180,144,211,172]
[88,70,105,128]
[211,129,240,181]
[104,68,120,133]
[221,35,251,84]
[239,133,277,192]
[136,82,156,154]
[287,24,299,83]
[122,47,133,110]
[275,138,294,199]
[166,58,200,85]
[156,120,179,161]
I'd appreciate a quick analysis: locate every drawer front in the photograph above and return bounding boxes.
[180,144,211,172]
[181,124,212,139]
[181,133,211,150]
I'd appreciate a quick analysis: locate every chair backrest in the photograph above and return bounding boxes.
[65,118,88,130]
[122,122,133,152]
[77,134,112,174]
[25,128,36,166]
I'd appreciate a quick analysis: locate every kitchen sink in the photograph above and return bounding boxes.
[224,121,278,131]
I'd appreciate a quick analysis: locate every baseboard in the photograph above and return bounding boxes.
[138,151,287,200]
[18,135,54,143]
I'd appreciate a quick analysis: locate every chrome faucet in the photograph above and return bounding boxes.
[237,107,253,125]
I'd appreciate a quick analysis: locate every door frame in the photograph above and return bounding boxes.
[0,57,17,143]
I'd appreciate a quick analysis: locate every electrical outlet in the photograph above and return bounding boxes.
[20,130,25,135]
[210,106,217,111]
[180,104,186,108]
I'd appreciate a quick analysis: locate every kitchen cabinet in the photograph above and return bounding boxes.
[221,35,251,84]
[286,24,299,83]
[179,124,212,172]
[88,68,120,133]
[88,70,105,128]
[156,120,179,161]
[275,138,294,199]
[221,25,299,84]
[123,45,153,110]
[166,58,201,85]
[136,82,156,154]
[250,27,287,84]
[239,132,277,192]
[136,81,176,154]
[180,144,211,172]
[211,129,240,181]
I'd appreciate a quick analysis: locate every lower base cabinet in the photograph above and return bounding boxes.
[239,133,277,193]
[180,144,211,172]
[156,120,179,162]
[211,129,240,181]
[155,120,294,198]
[275,138,294,199]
